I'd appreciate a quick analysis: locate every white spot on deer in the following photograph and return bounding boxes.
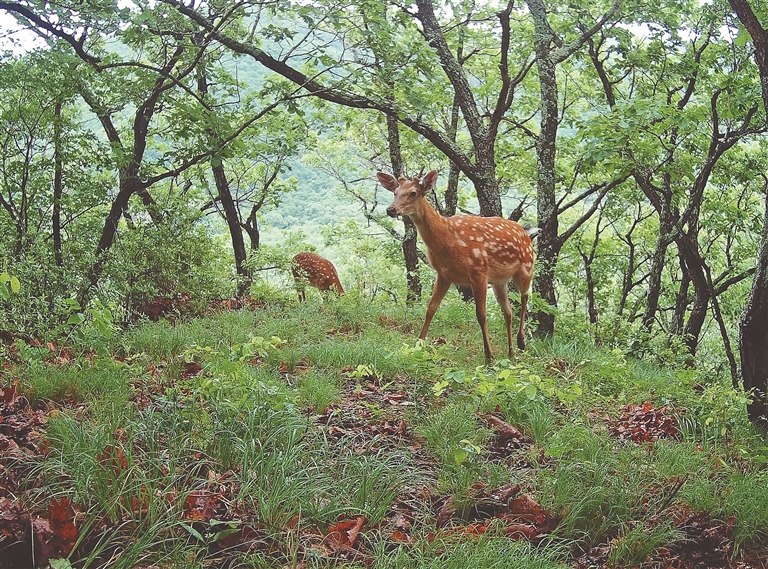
[473,248,481,258]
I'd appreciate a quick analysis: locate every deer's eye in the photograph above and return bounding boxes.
[410,191,417,197]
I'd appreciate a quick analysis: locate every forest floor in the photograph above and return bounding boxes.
[1,295,768,568]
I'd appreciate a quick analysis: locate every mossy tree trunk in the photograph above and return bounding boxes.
[727,0,768,427]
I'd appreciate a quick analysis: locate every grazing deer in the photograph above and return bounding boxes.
[378,170,537,363]
[291,252,345,302]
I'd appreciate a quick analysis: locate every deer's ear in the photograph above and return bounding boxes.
[377,172,399,192]
[422,170,438,192]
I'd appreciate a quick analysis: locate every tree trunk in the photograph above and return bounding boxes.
[243,214,260,250]
[212,161,251,296]
[740,182,768,427]
[534,241,559,336]
[740,242,768,428]
[402,218,421,304]
[682,272,709,358]
[446,87,471,302]
[634,167,677,336]
[52,101,63,267]
[728,0,768,429]
[414,0,503,218]
[76,47,186,307]
[671,254,690,336]
[386,112,421,304]
[704,262,740,390]
[532,183,558,336]
[473,169,503,218]
[444,95,461,218]
[198,70,251,296]
[528,0,560,337]
[80,178,138,306]
[616,234,637,317]
[582,251,598,326]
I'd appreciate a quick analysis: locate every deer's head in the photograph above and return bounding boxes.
[378,170,438,218]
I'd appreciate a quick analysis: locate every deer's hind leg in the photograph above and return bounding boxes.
[469,277,494,363]
[492,282,514,358]
[517,290,528,350]
[509,266,533,351]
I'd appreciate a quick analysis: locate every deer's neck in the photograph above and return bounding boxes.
[409,201,452,252]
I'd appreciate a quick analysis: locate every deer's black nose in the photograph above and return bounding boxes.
[386,206,397,217]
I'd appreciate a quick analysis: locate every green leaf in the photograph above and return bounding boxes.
[95,319,112,338]
[181,523,205,541]
[212,527,241,542]
[10,276,20,293]
[445,370,466,384]
[67,313,86,325]
[735,26,750,48]
[432,380,449,396]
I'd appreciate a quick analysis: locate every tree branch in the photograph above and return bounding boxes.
[0,1,102,67]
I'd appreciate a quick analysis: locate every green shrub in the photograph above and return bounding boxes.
[105,202,232,319]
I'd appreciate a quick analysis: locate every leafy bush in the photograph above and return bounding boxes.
[0,246,93,339]
[104,201,232,320]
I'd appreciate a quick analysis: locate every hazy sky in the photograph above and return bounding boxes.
[0,12,45,54]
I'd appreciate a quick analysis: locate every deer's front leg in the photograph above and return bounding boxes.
[419,275,452,340]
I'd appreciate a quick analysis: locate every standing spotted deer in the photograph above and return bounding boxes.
[378,170,537,363]
[291,252,345,302]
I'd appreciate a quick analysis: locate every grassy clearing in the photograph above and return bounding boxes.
[1,293,767,568]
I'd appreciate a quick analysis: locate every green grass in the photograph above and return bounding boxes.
[18,355,131,407]
[295,370,342,414]
[371,536,570,568]
[3,296,768,568]
[607,521,681,567]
